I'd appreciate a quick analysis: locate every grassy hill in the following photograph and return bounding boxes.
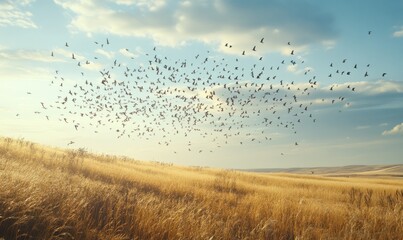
[243,164,403,177]
[0,137,402,239]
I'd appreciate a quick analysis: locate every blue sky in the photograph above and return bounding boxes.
[1,0,403,169]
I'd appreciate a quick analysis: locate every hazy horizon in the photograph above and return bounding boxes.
[1,0,403,169]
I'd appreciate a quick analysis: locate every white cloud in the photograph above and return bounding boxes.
[116,0,166,11]
[0,47,54,82]
[286,64,313,75]
[16,0,36,6]
[0,48,64,63]
[53,0,337,55]
[382,123,403,136]
[287,64,297,73]
[0,0,37,28]
[393,26,403,38]
[53,48,86,61]
[369,81,403,94]
[328,80,403,95]
[343,102,352,108]
[119,48,139,58]
[95,49,115,59]
[81,61,103,71]
[115,0,137,5]
[356,125,370,130]
[283,80,403,112]
[321,40,337,50]
[0,61,53,81]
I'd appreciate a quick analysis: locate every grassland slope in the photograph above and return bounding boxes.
[245,164,403,177]
[0,137,402,239]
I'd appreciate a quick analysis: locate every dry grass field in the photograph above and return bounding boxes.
[0,137,402,239]
[246,164,403,178]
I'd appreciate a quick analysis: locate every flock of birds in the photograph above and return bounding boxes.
[29,32,386,155]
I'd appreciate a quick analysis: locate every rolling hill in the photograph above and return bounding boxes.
[243,164,403,177]
[0,136,402,239]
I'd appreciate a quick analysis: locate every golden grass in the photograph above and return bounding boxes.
[0,136,402,239]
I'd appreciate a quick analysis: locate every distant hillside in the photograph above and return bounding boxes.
[242,164,403,177]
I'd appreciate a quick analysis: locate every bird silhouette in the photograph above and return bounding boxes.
[40,34,376,155]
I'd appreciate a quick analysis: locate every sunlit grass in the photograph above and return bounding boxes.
[0,137,402,239]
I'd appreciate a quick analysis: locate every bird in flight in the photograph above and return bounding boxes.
[67,141,75,146]
[40,102,47,109]
[41,34,375,155]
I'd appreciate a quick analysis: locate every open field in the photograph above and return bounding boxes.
[244,164,403,178]
[0,137,402,239]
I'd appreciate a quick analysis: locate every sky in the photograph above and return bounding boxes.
[1,0,403,169]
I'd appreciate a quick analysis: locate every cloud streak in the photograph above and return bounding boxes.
[0,49,64,63]
[0,0,37,28]
[0,47,62,81]
[53,0,338,54]
[382,123,403,136]
[393,26,403,38]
